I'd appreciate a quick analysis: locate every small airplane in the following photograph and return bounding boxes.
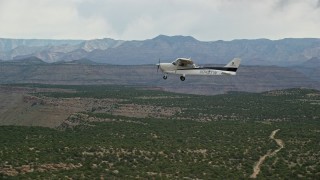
[156,57,241,81]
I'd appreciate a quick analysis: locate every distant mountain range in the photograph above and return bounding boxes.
[0,57,319,95]
[1,35,320,66]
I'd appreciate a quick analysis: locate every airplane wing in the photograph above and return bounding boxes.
[174,58,194,67]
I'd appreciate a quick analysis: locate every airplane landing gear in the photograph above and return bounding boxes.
[180,76,185,81]
[163,75,168,80]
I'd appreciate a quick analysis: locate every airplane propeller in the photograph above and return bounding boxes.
[156,59,160,72]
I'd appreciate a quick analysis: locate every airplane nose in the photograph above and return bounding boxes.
[160,63,170,70]
[159,64,164,71]
[157,63,173,72]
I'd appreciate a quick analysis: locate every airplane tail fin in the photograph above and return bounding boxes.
[225,58,241,68]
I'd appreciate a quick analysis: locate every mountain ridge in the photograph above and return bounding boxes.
[0,58,319,95]
[1,35,320,66]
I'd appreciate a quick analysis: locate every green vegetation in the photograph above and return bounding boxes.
[1,85,319,179]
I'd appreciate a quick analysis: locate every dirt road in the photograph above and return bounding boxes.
[250,129,284,178]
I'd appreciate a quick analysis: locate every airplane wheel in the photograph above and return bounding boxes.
[163,75,167,80]
[180,76,185,81]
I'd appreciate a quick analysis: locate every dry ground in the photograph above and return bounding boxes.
[0,86,181,128]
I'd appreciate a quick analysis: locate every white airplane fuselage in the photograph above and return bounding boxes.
[157,58,240,81]
[159,63,236,76]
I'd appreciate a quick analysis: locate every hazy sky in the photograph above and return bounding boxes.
[1,0,320,41]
